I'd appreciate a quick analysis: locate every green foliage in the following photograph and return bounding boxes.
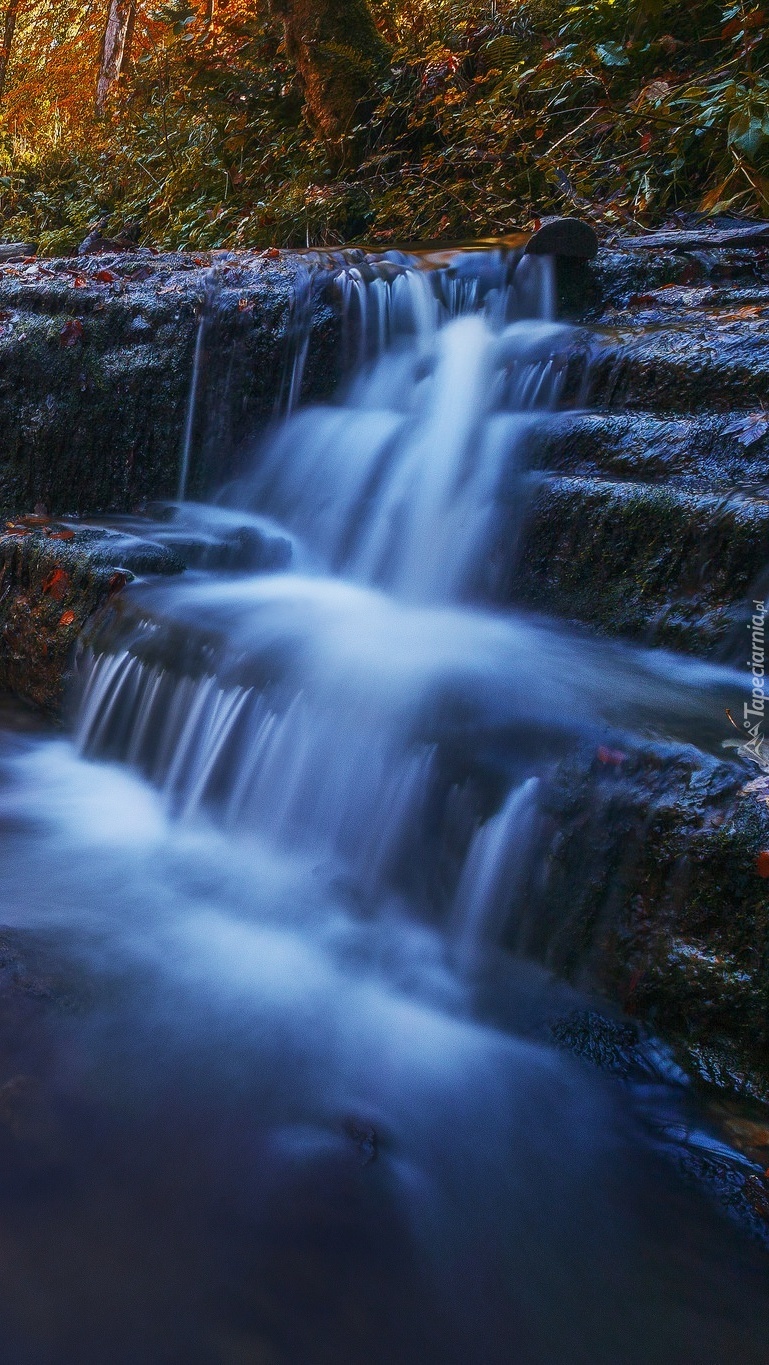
[0,0,767,253]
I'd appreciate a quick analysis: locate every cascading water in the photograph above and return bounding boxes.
[76,251,574,925]
[0,246,767,1364]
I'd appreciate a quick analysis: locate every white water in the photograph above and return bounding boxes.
[0,248,765,1363]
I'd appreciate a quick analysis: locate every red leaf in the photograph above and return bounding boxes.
[107,571,128,594]
[263,247,281,260]
[755,850,769,878]
[42,568,70,600]
[59,319,84,347]
[58,610,76,627]
[94,269,117,284]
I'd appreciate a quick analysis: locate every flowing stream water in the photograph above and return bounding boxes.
[0,248,767,1363]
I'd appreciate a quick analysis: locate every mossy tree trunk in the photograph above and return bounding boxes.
[272,0,390,142]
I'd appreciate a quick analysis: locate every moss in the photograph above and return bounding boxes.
[531,745,769,1102]
[511,477,769,653]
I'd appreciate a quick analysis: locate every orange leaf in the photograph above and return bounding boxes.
[94,269,117,284]
[718,305,764,322]
[42,568,69,600]
[58,610,76,627]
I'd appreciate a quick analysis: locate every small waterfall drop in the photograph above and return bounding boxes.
[177,269,219,501]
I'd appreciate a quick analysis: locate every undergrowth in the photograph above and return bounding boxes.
[1,0,767,253]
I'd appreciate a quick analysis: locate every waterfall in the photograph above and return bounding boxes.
[77,249,571,954]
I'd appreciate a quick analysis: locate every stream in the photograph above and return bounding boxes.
[0,247,767,1363]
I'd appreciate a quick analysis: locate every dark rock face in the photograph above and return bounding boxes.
[524,745,769,1104]
[0,250,341,518]
[512,475,769,653]
[0,521,182,712]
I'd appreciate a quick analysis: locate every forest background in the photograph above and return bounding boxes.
[0,0,767,255]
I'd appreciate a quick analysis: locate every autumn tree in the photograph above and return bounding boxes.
[271,0,390,142]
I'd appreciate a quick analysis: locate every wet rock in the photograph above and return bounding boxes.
[527,744,769,1104]
[343,1117,379,1166]
[526,217,598,260]
[510,476,769,653]
[528,412,769,493]
[550,1009,651,1079]
[0,251,342,518]
[0,244,35,262]
[518,259,769,655]
[78,219,141,255]
[619,223,769,252]
[0,519,182,711]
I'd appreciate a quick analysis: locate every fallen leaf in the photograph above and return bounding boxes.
[718,305,765,322]
[755,849,769,877]
[59,319,84,347]
[724,411,769,447]
[71,276,88,289]
[42,568,69,600]
[48,529,75,541]
[58,610,76,627]
[263,247,281,260]
[107,571,128,594]
[94,269,117,284]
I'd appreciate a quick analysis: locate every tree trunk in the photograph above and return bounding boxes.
[96,0,136,113]
[271,0,390,142]
[0,0,21,102]
[200,0,216,37]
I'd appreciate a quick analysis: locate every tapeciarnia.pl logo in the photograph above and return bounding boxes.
[726,599,767,769]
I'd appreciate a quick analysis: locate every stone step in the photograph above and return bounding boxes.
[529,412,769,492]
[0,251,340,518]
[0,521,182,712]
[528,740,769,1106]
[511,474,769,653]
[560,316,769,414]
